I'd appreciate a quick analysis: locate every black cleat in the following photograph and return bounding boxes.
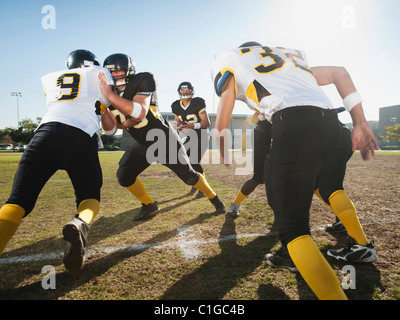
[195,191,206,199]
[190,186,197,194]
[63,217,89,273]
[132,202,159,221]
[210,195,226,214]
[325,219,347,233]
[327,237,377,263]
[264,246,298,273]
[227,203,240,218]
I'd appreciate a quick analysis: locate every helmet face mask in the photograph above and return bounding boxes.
[178,82,194,100]
[66,49,100,69]
[103,53,136,88]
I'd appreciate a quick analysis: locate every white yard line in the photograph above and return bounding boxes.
[0,217,399,265]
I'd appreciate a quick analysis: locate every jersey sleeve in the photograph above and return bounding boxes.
[211,50,238,96]
[171,100,179,115]
[193,97,207,114]
[136,72,157,93]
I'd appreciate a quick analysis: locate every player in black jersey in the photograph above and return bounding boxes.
[171,82,210,198]
[99,54,225,220]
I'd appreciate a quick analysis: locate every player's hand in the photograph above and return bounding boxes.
[351,121,379,161]
[177,120,189,131]
[98,72,112,98]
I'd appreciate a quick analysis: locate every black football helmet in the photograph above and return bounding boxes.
[103,53,136,87]
[238,41,262,48]
[177,81,194,99]
[66,49,100,69]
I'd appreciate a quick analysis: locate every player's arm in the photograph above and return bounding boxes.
[311,66,379,160]
[214,73,236,165]
[98,71,147,121]
[198,110,210,129]
[101,108,118,136]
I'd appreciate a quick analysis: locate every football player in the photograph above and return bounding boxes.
[227,112,272,218]
[98,53,225,220]
[0,49,115,273]
[211,42,378,300]
[171,81,210,198]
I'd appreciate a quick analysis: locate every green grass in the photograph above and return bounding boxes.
[0,151,399,301]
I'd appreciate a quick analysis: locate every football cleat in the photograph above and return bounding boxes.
[190,186,197,194]
[132,202,159,221]
[195,191,206,199]
[62,216,89,273]
[264,246,298,273]
[227,203,240,218]
[325,219,347,234]
[210,195,226,214]
[327,238,377,263]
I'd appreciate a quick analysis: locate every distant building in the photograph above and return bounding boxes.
[119,112,256,151]
[117,105,400,151]
[379,105,400,149]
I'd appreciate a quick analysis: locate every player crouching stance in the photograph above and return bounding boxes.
[99,53,225,219]
[0,50,116,273]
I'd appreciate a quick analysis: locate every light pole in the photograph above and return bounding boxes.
[11,92,22,128]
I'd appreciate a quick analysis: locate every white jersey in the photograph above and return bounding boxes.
[40,65,114,136]
[211,46,333,122]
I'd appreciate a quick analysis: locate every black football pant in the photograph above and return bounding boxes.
[252,120,272,183]
[6,122,102,216]
[315,125,353,204]
[117,132,200,188]
[265,106,341,247]
[181,130,210,175]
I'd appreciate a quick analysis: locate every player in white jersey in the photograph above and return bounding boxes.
[0,49,115,273]
[211,42,378,300]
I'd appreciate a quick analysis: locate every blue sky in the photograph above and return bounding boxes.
[0,0,399,129]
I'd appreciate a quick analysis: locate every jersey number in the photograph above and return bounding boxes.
[240,46,312,75]
[255,47,285,74]
[56,73,81,100]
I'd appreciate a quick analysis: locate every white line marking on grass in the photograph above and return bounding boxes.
[0,217,399,266]
[176,226,202,260]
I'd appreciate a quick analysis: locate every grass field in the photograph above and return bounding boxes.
[0,150,399,302]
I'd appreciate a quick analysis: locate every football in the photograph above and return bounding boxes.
[176,120,188,128]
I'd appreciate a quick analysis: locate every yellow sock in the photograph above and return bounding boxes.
[0,204,25,255]
[287,235,347,300]
[193,174,216,199]
[126,178,154,205]
[77,199,100,224]
[233,190,247,206]
[314,188,333,210]
[329,190,368,246]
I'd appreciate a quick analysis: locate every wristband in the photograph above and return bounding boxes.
[193,123,201,129]
[104,125,117,136]
[130,102,142,118]
[343,92,362,112]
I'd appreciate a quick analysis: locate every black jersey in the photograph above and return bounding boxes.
[171,97,206,124]
[109,72,171,147]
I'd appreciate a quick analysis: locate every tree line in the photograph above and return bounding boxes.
[0,117,399,150]
[0,118,120,150]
